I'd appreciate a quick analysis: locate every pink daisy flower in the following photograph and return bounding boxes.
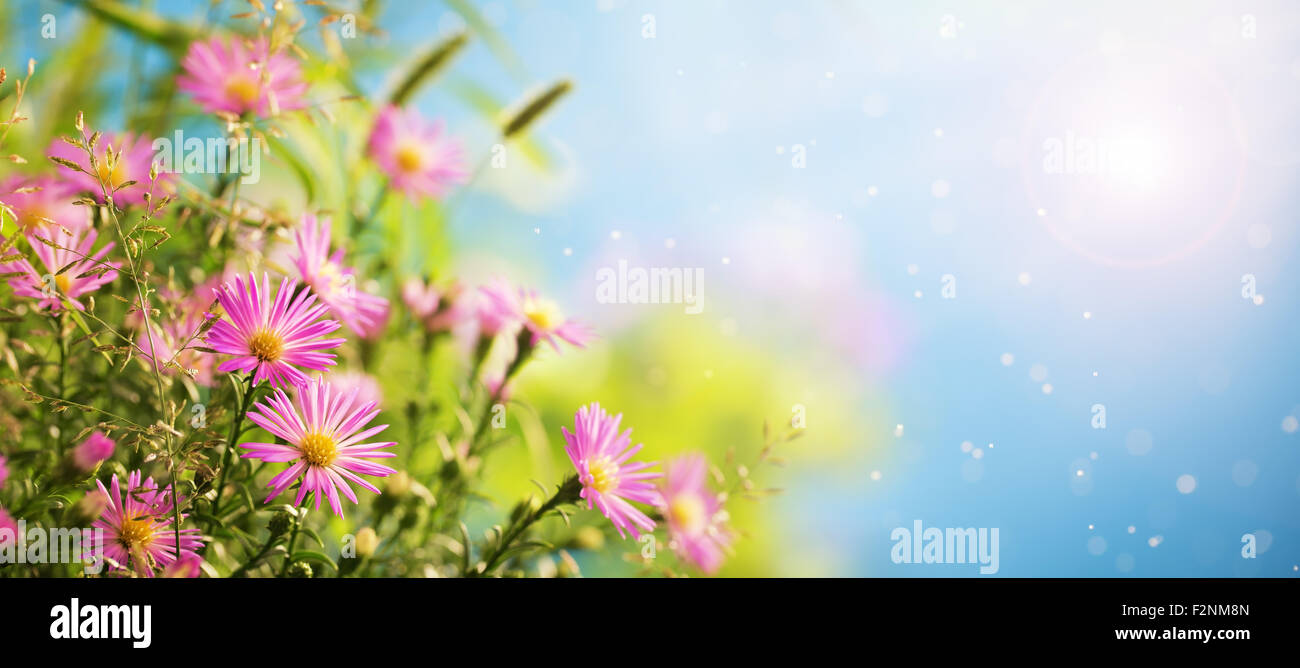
[48,133,170,207]
[161,554,203,578]
[658,454,732,574]
[402,277,469,334]
[1,229,119,312]
[0,506,16,546]
[367,105,466,202]
[562,403,660,539]
[177,36,308,117]
[290,214,389,336]
[241,377,397,518]
[480,280,594,352]
[137,310,221,387]
[319,370,383,409]
[87,471,204,577]
[72,431,115,472]
[206,273,345,388]
[0,175,88,234]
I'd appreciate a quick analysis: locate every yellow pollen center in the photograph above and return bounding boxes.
[54,274,72,295]
[668,494,707,535]
[523,298,563,332]
[395,144,424,173]
[247,329,284,363]
[96,160,128,189]
[584,456,619,495]
[224,75,262,107]
[18,204,51,231]
[299,432,338,467]
[118,516,156,551]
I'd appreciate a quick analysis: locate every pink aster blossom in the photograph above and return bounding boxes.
[177,36,307,117]
[0,506,16,547]
[87,471,204,577]
[72,431,115,472]
[318,370,383,408]
[206,273,345,388]
[161,554,203,578]
[1,229,119,312]
[562,403,660,539]
[402,277,469,334]
[137,311,221,387]
[290,214,389,336]
[48,133,170,207]
[658,453,732,574]
[0,175,88,234]
[241,377,397,517]
[480,280,594,352]
[367,105,466,202]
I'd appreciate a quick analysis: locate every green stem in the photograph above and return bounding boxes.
[278,500,308,577]
[211,373,255,515]
[472,475,581,577]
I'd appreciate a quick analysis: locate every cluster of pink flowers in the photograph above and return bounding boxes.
[87,472,203,577]
[0,31,747,579]
[560,404,734,573]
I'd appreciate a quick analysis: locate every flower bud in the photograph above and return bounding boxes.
[571,525,605,551]
[385,471,412,498]
[286,561,313,578]
[71,431,115,472]
[268,510,293,538]
[66,489,109,526]
[355,527,378,557]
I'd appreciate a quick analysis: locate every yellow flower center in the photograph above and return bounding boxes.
[224,75,262,107]
[247,328,284,363]
[18,204,51,231]
[668,493,707,535]
[317,262,349,298]
[96,159,128,190]
[523,297,563,332]
[118,516,156,551]
[299,432,338,467]
[54,273,73,296]
[395,143,424,173]
[584,456,619,495]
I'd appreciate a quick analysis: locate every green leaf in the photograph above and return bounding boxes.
[291,550,338,572]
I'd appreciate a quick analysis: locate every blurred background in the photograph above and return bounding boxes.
[3,0,1298,576]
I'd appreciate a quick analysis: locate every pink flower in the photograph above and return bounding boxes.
[0,454,8,489]
[367,105,466,202]
[177,36,307,117]
[137,311,221,387]
[483,373,513,401]
[48,133,170,207]
[72,431,115,472]
[658,454,732,574]
[402,277,469,334]
[319,370,383,408]
[206,273,345,388]
[87,471,204,577]
[161,554,203,578]
[562,403,659,539]
[241,377,397,517]
[0,506,16,547]
[1,229,119,312]
[480,280,594,352]
[290,214,389,336]
[0,175,88,234]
